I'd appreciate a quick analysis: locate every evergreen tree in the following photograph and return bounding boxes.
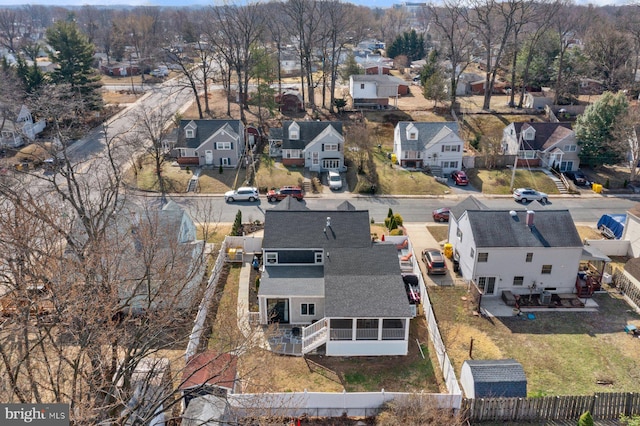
[15,56,46,94]
[340,52,361,80]
[46,20,103,111]
[386,30,425,62]
[578,411,594,426]
[575,91,629,167]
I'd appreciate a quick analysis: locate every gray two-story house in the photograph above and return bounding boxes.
[258,200,412,356]
[174,120,246,167]
[271,121,346,172]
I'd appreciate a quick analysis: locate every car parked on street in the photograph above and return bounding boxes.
[267,186,304,202]
[451,170,469,186]
[564,170,588,186]
[421,249,447,275]
[513,188,548,203]
[224,187,259,202]
[432,207,450,222]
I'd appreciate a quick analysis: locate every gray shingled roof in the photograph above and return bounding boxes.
[396,121,460,152]
[259,266,325,297]
[450,196,488,221]
[464,359,527,398]
[324,245,412,318]
[280,121,343,150]
[269,127,283,140]
[511,122,572,151]
[467,210,582,248]
[271,196,310,211]
[176,119,242,149]
[263,210,371,248]
[465,359,526,382]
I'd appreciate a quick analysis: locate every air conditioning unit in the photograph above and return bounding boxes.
[540,291,552,305]
[603,273,612,284]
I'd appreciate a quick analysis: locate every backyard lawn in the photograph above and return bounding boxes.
[209,261,441,394]
[428,286,640,396]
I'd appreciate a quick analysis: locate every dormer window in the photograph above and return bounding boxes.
[289,122,300,140]
[523,128,535,140]
[186,129,195,138]
[406,123,418,140]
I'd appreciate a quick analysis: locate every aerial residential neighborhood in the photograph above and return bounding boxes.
[1,1,640,425]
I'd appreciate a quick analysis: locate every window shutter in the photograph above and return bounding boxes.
[441,145,445,152]
[228,157,231,165]
[322,144,324,151]
[230,142,234,150]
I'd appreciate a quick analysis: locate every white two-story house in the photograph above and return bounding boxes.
[448,197,584,298]
[393,121,464,175]
[273,121,346,172]
[501,122,580,172]
[349,74,409,109]
[258,200,412,356]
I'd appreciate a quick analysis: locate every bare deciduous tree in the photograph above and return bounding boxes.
[429,0,476,108]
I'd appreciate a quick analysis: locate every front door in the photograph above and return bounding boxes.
[267,299,289,324]
[205,150,213,165]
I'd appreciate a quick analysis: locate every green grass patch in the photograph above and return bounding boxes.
[468,168,559,194]
[208,264,244,354]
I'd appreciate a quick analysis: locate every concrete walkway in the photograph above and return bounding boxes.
[236,230,270,351]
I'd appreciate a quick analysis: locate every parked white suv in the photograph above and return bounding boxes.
[513,188,548,203]
[328,171,342,190]
[224,187,259,202]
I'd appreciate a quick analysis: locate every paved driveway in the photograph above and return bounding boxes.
[403,223,457,286]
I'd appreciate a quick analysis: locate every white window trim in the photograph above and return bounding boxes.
[216,141,232,150]
[265,252,277,264]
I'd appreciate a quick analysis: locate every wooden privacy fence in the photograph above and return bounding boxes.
[612,270,640,311]
[462,393,640,423]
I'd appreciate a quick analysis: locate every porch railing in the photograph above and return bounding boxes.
[381,328,405,340]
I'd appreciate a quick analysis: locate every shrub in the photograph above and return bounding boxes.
[604,178,610,189]
[578,411,594,426]
[390,229,404,236]
[255,277,260,291]
[219,164,223,174]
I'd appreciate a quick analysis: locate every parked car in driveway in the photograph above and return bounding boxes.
[224,187,259,202]
[402,274,421,304]
[432,207,450,222]
[513,188,548,203]
[564,170,588,186]
[421,249,447,275]
[451,170,469,186]
[267,186,304,202]
[328,171,343,190]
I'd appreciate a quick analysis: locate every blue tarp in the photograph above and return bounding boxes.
[597,214,626,239]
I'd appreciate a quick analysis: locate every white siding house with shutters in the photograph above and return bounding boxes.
[173,119,245,167]
[393,121,464,174]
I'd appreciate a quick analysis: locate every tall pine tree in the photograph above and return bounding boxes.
[46,20,103,111]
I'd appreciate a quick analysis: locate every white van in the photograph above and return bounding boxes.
[328,171,342,190]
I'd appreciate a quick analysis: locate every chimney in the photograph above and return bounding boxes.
[526,210,535,227]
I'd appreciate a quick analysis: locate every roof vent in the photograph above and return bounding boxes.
[526,210,535,227]
[509,210,517,217]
